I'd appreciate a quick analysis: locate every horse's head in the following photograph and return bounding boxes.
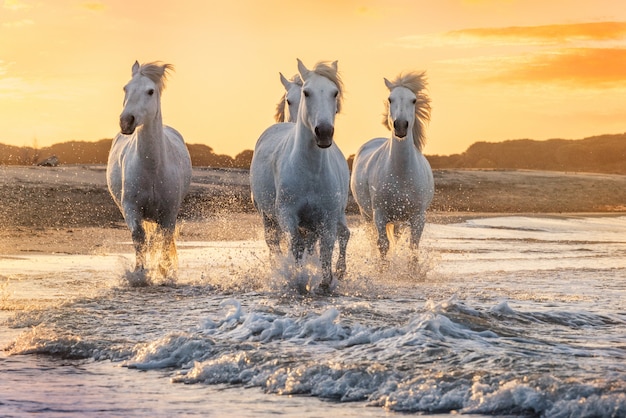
[275,73,302,123]
[119,61,172,135]
[297,59,343,149]
[383,72,431,150]
[385,82,416,139]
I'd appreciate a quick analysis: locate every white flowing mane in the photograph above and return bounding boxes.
[136,61,174,92]
[310,61,344,113]
[382,72,431,151]
[274,74,303,122]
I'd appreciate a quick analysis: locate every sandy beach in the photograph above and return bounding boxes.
[1,164,625,255]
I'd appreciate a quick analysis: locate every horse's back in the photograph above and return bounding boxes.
[250,123,294,215]
[350,137,387,215]
[329,143,351,207]
[352,137,386,172]
[106,132,133,208]
[163,125,192,190]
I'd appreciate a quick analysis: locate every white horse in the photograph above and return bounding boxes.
[350,72,433,259]
[106,61,192,279]
[274,73,302,123]
[250,59,350,293]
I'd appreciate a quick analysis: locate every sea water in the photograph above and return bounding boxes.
[1,216,625,417]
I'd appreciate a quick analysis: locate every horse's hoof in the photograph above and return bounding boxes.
[315,278,337,296]
[315,283,332,296]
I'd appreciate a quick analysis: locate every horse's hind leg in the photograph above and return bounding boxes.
[262,214,282,257]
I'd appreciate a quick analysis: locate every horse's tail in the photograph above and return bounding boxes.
[386,223,397,250]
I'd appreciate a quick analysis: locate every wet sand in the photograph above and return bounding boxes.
[1,165,625,255]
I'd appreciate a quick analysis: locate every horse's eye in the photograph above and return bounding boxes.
[333,91,338,98]
[148,89,155,96]
[412,98,417,104]
[388,98,392,103]
[286,100,292,105]
[303,90,310,98]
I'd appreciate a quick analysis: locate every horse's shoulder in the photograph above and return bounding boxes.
[111,131,131,145]
[356,137,387,160]
[259,122,293,139]
[329,145,349,171]
[108,132,134,157]
[254,123,293,153]
[163,125,185,143]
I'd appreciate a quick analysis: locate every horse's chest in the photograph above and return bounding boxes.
[279,182,339,224]
[125,178,174,218]
[374,180,423,219]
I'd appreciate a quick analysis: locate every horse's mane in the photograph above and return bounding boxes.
[137,61,174,92]
[274,74,303,122]
[310,61,344,113]
[383,72,431,151]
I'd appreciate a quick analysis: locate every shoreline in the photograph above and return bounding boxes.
[1,165,625,256]
[1,212,624,257]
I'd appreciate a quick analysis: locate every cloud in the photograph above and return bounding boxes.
[396,22,626,48]
[2,0,32,11]
[2,19,34,28]
[487,48,626,87]
[447,22,626,45]
[81,2,106,12]
[396,22,626,89]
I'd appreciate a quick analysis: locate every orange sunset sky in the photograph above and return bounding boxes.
[1,0,626,158]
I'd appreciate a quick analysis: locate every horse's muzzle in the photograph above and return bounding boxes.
[393,119,409,139]
[120,114,136,135]
[315,124,334,148]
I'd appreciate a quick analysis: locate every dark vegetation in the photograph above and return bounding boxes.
[0,139,252,169]
[1,133,625,174]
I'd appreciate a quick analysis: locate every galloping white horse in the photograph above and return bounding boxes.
[350,72,433,259]
[274,73,302,123]
[250,59,350,293]
[107,61,192,279]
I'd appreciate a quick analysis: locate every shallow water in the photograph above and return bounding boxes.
[1,216,625,417]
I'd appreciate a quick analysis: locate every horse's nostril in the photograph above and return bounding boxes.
[120,114,136,134]
[394,120,408,131]
[315,125,334,140]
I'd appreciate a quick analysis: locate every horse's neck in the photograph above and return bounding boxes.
[388,132,420,172]
[290,123,327,169]
[136,108,165,168]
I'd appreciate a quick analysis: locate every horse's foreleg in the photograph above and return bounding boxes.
[303,229,317,255]
[130,219,147,271]
[409,212,427,265]
[409,212,427,250]
[373,210,390,259]
[290,231,306,265]
[318,232,335,291]
[159,227,177,278]
[335,219,350,279]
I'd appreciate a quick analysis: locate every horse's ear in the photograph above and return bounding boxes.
[297,58,311,80]
[279,72,290,90]
[331,60,338,71]
[384,78,393,91]
[132,61,140,76]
